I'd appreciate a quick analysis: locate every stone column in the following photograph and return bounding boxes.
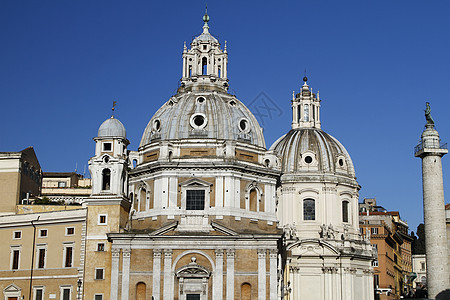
[257,249,266,300]
[163,250,173,300]
[214,249,224,300]
[269,250,277,300]
[226,249,235,300]
[110,249,121,300]
[415,123,449,299]
[152,250,162,300]
[121,249,131,300]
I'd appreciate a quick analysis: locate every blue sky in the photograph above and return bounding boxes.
[1,0,450,233]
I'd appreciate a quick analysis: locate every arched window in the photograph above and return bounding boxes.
[249,189,257,212]
[189,65,192,77]
[139,188,147,211]
[303,199,315,220]
[136,282,146,300]
[304,104,310,122]
[218,66,221,78]
[342,201,349,223]
[241,283,251,300]
[102,169,111,190]
[202,57,208,75]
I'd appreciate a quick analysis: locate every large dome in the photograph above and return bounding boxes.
[270,128,355,177]
[140,91,265,148]
[97,117,126,138]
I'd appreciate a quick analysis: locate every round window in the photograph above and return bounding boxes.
[339,158,344,167]
[197,97,205,104]
[190,113,208,129]
[152,119,161,132]
[305,156,313,164]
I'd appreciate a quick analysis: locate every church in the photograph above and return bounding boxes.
[0,11,374,300]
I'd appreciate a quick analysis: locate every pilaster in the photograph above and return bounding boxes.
[214,249,224,300]
[257,249,266,300]
[110,249,120,300]
[121,249,131,300]
[163,250,173,300]
[269,249,277,300]
[226,249,235,300]
[152,250,162,300]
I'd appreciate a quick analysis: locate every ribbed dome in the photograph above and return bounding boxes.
[97,117,126,138]
[140,92,265,148]
[270,128,355,177]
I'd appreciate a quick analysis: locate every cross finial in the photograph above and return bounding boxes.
[112,101,117,118]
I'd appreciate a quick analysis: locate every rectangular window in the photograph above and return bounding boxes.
[61,287,71,300]
[95,268,104,280]
[34,288,44,300]
[359,227,364,235]
[38,248,46,269]
[11,249,20,270]
[103,143,112,152]
[98,214,107,225]
[421,262,425,271]
[64,246,73,268]
[186,190,205,210]
[39,229,48,237]
[13,231,22,239]
[371,227,378,235]
[94,295,103,300]
[372,260,379,267]
[342,201,349,223]
[303,199,315,220]
[66,227,74,236]
[58,182,67,188]
[97,243,105,252]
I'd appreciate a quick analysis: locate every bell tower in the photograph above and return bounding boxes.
[291,76,321,129]
[179,8,229,92]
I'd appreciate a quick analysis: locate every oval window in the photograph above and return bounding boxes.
[339,158,344,166]
[197,97,205,104]
[239,119,249,132]
[305,156,313,164]
[152,119,161,132]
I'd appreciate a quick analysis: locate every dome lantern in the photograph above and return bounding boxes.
[291,77,321,129]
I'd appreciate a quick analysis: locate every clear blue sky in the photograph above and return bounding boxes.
[1,0,449,233]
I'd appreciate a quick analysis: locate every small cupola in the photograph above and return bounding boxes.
[179,8,229,92]
[291,76,321,129]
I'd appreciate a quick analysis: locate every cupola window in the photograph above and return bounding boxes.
[103,143,112,152]
[196,97,205,104]
[342,201,349,223]
[190,113,208,129]
[239,119,249,132]
[304,104,310,122]
[152,119,161,132]
[303,199,315,220]
[202,57,207,75]
[102,169,111,190]
[304,156,313,164]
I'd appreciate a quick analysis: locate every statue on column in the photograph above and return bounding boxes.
[425,102,434,125]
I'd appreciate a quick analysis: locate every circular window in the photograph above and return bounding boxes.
[104,156,110,163]
[305,156,313,164]
[197,97,205,104]
[190,113,208,129]
[339,158,344,166]
[152,119,161,132]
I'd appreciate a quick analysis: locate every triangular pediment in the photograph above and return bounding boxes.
[211,221,238,236]
[148,221,178,236]
[179,178,213,187]
[4,283,21,293]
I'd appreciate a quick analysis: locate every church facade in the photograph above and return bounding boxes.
[0,12,374,300]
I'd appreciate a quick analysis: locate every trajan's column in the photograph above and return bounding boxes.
[414,102,449,299]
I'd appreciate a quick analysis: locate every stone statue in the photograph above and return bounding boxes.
[425,102,434,125]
